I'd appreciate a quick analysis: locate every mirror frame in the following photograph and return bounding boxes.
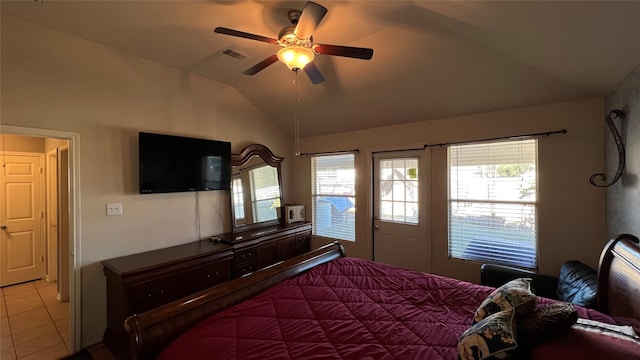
[231,144,284,233]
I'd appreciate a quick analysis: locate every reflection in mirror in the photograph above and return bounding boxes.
[232,158,281,226]
[231,144,284,232]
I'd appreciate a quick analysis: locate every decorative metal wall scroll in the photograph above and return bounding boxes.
[590,109,625,187]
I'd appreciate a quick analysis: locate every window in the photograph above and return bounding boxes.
[379,157,419,224]
[311,154,355,241]
[249,165,280,223]
[232,176,245,221]
[448,140,537,268]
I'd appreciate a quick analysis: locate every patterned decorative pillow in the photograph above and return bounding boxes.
[458,308,518,360]
[474,278,536,324]
[517,302,578,349]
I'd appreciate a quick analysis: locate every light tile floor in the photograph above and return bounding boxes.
[1,280,70,360]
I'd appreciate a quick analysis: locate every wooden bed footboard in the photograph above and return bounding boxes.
[124,241,346,360]
[597,233,640,320]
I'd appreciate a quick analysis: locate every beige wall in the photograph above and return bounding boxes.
[44,138,70,152]
[1,15,291,347]
[0,134,69,153]
[0,134,45,153]
[292,98,606,283]
[604,66,640,238]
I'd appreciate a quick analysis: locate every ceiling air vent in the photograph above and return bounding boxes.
[222,48,248,61]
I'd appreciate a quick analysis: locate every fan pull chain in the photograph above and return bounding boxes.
[294,70,301,156]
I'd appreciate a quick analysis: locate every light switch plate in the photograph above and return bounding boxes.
[107,203,123,216]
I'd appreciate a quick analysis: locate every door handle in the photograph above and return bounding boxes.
[374,224,379,230]
[0,225,6,230]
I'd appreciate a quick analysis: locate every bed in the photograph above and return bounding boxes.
[124,234,640,360]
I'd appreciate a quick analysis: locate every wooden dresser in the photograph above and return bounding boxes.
[220,222,312,277]
[102,222,311,357]
[102,240,233,358]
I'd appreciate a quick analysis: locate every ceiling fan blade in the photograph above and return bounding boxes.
[303,62,325,84]
[214,27,279,45]
[294,2,328,40]
[243,55,279,75]
[313,44,374,60]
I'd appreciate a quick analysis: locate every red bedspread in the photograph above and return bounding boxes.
[159,257,637,360]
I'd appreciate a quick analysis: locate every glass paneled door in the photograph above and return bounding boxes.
[373,150,430,272]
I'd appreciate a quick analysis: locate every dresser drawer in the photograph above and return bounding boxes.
[184,260,232,291]
[294,233,311,254]
[236,263,257,277]
[129,259,232,314]
[129,278,176,314]
[235,248,258,267]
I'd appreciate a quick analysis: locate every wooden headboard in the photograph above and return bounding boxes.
[597,233,640,320]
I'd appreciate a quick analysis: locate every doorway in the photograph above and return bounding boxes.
[0,126,80,354]
[372,149,430,272]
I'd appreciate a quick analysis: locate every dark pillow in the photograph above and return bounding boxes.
[517,302,578,349]
[556,261,597,307]
[458,308,518,360]
[474,278,537,324]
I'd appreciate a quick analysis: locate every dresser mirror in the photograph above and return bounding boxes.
[230,144,284,232]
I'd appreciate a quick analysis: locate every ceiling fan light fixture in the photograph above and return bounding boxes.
[214,1,373,81]
[277,46,314,71]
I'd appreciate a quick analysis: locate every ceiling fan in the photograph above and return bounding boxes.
[214,1,374,84]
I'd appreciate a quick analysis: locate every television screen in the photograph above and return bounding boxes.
[139,132,231,194]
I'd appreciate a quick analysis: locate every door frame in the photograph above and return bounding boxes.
[45,148,59,283]
[0,125,81,352]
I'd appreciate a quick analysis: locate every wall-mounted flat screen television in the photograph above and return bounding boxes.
[139,132,231,194]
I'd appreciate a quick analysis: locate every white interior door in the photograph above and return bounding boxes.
[373,150,430,272]
[0,152,44,287]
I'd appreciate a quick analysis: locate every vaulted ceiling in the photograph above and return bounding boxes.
[3,1,640,137]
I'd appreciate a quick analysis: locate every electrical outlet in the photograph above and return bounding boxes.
[106,203,123,216]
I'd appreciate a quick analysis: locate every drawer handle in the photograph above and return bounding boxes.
[208,271,220,279]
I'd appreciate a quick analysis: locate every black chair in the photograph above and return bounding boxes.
[480,260,598,308]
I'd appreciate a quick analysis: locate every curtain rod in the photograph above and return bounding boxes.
[426,129,567,148]
[296,129,566,156]
[299,149,360,157]
[371,146,426,154]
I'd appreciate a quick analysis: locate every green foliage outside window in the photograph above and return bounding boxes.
[497,164,533,177]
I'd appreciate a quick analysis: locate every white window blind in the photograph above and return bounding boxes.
[232,176,245,221]
[448,140,538,268]
[311,154,355,241]
[249,165,280,223]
